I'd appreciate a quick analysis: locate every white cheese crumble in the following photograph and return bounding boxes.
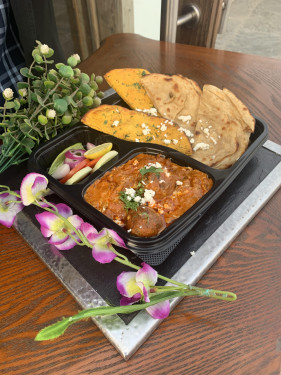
[160,124,167,131]
[144,162,162,169]
[190,138,195,144]
[178,127,194,138]
[203,128,210,136]
[176,180,183,185]
[178,115,191,123]
[210,136,217,144]
[163,139,171,144]
[172,139,178,145]
[142,128,150,136]
[112,120,119,127]
[159,179,165,184]
[193,142,210,152]
[135,138,140,142]
[141,189,155,204]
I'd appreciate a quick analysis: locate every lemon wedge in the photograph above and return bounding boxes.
[84,142,113,160]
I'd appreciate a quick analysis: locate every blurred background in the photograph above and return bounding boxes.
[52,0,281,62]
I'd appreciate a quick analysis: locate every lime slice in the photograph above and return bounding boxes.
[65,166,92,185]
[92,150,118,172]
[49,142,84,175]
[84,143,112,160]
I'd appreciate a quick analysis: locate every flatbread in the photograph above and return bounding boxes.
[191,85,255,169]
[81,104,193,155]
[140,73,202,131]
[104,68,155,111]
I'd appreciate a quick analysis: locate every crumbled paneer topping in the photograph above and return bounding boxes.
[172,139,178,144]
[178,127,194,138]
[142,128,150,136]
[145,162,162,169]
[142,108,158,116]
[203,128,210,136]
[112,120,119,127]
[210,136,217,144]
[176,180,183,185]
[193,142,210,151]
[141,123,147,128]
[190,138,195,144]
[178,115,191,123]
[159,179,165,184]
[125,188,136,197]
[135,138,140,142]
[164,134,168,138]
[141,189,155,204]
[163,139,171,144]
[160,124,167,131]
[134,195,142,202]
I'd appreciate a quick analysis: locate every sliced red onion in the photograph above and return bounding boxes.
[64,157,83,169]
[64,149,85,160]
[51,164,70,179]
[86,142,95,150]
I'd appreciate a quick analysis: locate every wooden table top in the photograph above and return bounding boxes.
[1,33,280,375]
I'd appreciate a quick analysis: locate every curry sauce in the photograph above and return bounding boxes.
[84,153,213,237]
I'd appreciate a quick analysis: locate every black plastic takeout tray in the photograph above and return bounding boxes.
[28,117,268,265]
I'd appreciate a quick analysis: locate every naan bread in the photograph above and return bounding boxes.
[82,105,193,155]
[191,85,255,169]
[140,73,202,131]
[104,68,155,111]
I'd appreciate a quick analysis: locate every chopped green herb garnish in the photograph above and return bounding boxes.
[104,120,108,124]
[146,136,153,142]
[140,166,163,177]
[133,82,141,89]
[141,70,147,76]
[119,191,139,211]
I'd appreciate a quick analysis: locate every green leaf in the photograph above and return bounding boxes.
[17,82,29,89]
[14,99,21,111]
[5,102,15,109]
[33,65,45,73]
[21,137,35,154]
[54,98,68,114]
[20,67,37,79]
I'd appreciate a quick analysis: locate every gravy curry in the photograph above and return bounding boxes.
[84,153,213,237]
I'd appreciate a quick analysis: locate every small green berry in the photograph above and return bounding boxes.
[82,96,94,106]
[95,75,103,85]
[38,115,48,125]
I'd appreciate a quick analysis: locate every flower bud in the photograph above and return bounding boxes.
[67,56,79,67]
[3,88,14,100]
[82,96,94,106]
[92,97,101,107]
[40,44,50,55]
[46,109,56,119]
[38,115,48,125]
[95,76,103,85]
[18,88,27,97]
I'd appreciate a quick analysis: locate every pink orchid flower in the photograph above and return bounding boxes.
[0,191,24,227]
[20,173,49,206]
[117,262,170,319]
[80,224,127,264]
[35,203,84,250]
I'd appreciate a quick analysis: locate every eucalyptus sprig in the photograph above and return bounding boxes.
[0,41,104,174]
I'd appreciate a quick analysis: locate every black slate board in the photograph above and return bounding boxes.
[1,144,280,324]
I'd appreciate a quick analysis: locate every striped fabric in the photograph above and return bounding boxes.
[0,0,25,105]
